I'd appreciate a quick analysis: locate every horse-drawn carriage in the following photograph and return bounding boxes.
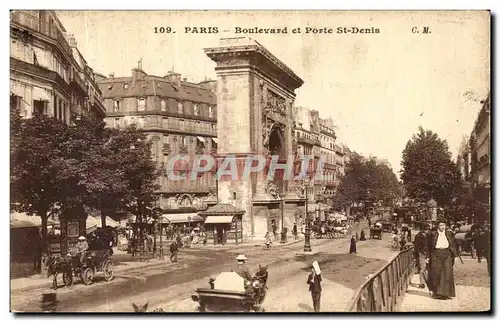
[370,223,383,240]
[381,221,392,233]
[312,223,349,239]
[47,249,114,289]
[191,265,268,312]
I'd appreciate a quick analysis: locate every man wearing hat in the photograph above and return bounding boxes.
[233,254,252,281]
[413,223,430,288]
[427,220,457,299]
[76,236,89,266]
[307,261,322,312]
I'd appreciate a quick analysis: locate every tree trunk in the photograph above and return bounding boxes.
[40,212,48,277]
[101,212,107,228]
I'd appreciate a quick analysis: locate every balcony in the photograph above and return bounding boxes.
[70,72,86,94]
[11,11,73,58]
[325,180,337,187]
[11,57,70,94]
[297,135,321,147]
[161,183,212,194]
[195,145,205,154]
[179,145,188,154]
[162,143,172,153]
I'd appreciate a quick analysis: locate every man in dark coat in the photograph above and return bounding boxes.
[169,241,178,262]
[474,227,490,276]
[413,224,430,288]
[307,261,322,312]
[427,221,457,299]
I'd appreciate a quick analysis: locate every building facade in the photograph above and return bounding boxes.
[295,106,346,203]
[10,10,105,122]
[97,64,218,213]
[468,92,491,222]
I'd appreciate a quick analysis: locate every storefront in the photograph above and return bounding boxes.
[200,204,244,245]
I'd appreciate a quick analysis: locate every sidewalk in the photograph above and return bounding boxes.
[10,256,169,294]
[399,262,490,312]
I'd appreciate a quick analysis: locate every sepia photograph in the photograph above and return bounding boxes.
[9,10,490,313]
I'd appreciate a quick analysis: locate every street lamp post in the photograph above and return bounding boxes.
[304,180,312,252]
[280,192,286,244]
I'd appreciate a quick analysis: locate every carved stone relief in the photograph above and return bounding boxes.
[264,90,287,118]
[265,181,280,199]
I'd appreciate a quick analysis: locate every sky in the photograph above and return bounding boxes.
[56,10,490,176]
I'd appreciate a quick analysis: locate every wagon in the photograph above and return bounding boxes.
[192,268,268,312]
[370,223,383,240]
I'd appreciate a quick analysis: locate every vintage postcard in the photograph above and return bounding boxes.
[10,10,490,313]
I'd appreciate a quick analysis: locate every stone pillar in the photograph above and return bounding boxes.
[205,37,304,239]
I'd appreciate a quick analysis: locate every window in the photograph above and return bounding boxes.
[162,134,169,143]
[123,83,129,89]
[208,106,214,118]
[160,99,167,112]
[137,98,146,111]
[180,136,188,147]
[113,99,120,112]
[179,119,185,130]
[137,117,145,128]
[114,118,120,129]
[232,192,237,200]
[177,102,184,114]
[194,104,200,116]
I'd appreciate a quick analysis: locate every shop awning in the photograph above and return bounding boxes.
[162,213,204,224]
[205,216,234,224]
[212,138,218,144]
[196,136,206,143]
[10,212,57,228]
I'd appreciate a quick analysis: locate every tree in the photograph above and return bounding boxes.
[400,126,462,207]
[10,112,71,253]
[332,153,401,211]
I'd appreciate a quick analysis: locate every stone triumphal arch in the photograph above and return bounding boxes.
[204,37,305,240]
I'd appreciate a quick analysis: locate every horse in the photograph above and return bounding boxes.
[45,254,73,289]
[132,302,165,312]
[132,302,149,312]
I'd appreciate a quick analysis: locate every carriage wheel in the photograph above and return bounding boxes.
[63,272,73,287]
[81,267,94,285]
[103,260,114,282]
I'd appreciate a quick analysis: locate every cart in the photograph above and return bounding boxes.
[370,223,383,240]
[192,268,268,312]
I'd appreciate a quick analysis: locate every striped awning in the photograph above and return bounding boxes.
[162,213,204,224]
[205,216,234,224]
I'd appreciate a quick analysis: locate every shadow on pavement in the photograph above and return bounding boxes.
[298,303,314,312]
[295,253,387,290]
[406,289,431,298]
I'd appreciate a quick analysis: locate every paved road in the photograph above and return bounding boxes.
[12,222,400,312]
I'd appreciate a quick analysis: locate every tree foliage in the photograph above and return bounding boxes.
[10,110,160,251]
[400,126,462,206]
[332,153,401,209]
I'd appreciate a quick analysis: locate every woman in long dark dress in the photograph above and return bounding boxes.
[349,235,357,254]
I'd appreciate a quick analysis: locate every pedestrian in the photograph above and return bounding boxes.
[264,232,272,250]
[414,224,430,288]
[232,254,252,281]
[427,220,457,299]
[359,230,366,241]
[169,240,178,262]
[307,261,322,312]
[293,223,298,240]
[349,235,357,254]
[271,220,278,241]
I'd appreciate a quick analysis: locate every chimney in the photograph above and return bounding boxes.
[164,70,181,87]
[198,78,217,93]
[68,34,77,47]
[132,68,147,87]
